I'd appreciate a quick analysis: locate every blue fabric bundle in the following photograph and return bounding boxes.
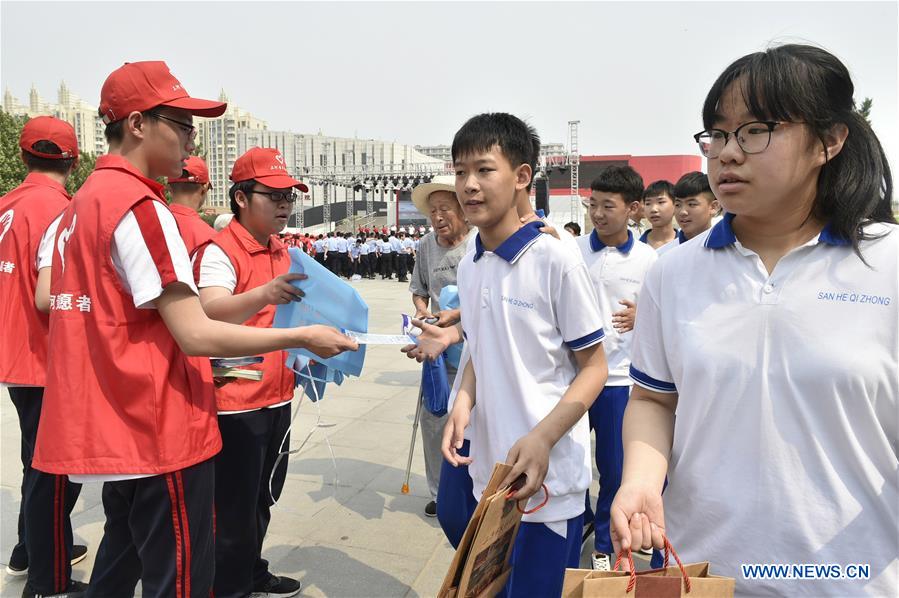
[274,247,368,399]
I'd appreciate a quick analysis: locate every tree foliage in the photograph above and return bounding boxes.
[65,152,96,195]
[0,111,28,195]
[857,97,873,125]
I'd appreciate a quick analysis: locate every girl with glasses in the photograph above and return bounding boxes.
[611,44,897,596]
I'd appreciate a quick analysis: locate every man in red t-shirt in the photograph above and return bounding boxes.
[166,156,214,254]
[33,61,356,598]
[0,116,88,596]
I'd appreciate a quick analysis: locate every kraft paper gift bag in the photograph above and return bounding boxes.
[438,463,528,598]
[563,537,735,598]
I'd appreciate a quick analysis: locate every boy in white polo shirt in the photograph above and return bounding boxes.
[657,171,720,256]
[443,113,608,597]
[576,166,657,571]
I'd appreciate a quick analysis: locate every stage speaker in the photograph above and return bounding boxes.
[535,176,550,216]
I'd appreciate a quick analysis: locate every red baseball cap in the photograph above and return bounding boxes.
[19,116,79,159]
[99,61,227,124]
[229,147,309,192]
[168,156,210,185]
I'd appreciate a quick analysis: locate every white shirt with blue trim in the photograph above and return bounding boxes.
[577,230,657,386]
[458,221,605,524]
[630,213,898,596]
[656,229,688,257]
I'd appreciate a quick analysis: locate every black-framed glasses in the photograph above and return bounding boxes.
[251,189,298,203]
[147,111,197,140]
[693,121,785,158]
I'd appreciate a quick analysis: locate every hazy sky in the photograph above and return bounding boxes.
[2,1,897,171]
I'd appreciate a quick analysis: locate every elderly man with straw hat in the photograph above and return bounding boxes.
[405,175,473,517]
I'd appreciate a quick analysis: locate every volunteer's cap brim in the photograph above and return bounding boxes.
[411,182,456,216]
[256,173,310,193]
[161,96,227,117]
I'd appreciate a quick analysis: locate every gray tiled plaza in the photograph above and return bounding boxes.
[1,276,621,597]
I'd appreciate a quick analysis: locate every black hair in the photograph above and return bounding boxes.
[702,43,895,253]
[590,165,644,204]
[673,172,713,200]
[168,181,204,195]
[317,234,323,239]
[643,180,675,201]
[22,140,76,176]
[103,117,126,144]
[451,113,540,191]
[563,222,581,236]
[228,180,256,221]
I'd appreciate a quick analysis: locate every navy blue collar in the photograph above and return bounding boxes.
[705,213,851,249]
[676,229,688,244]
[474,221,544,264]
[589,229,634,254]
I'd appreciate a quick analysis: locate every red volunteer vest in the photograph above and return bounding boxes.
[0,173,71,386]
[195,219,293,412]
[33,155,221,475]
[169,203,214,255]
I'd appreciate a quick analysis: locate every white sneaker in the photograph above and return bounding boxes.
[591,551,612,571]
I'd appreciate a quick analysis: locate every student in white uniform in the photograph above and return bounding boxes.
[657,171,720,256]
[379,234,394,279]
[576,166,658,571]
[443,112,609,597]
[611,44,898,597]
[638,181,677,250]
[325,232,340,274]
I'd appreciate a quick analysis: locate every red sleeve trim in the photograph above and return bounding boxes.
[130,199,178,288]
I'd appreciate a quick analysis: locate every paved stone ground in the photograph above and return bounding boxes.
[1,276,648,597]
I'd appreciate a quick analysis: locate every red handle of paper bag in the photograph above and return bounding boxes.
[505,483,549,515]
[612,550,637,593]
[613,535,691,594]
[661,535,692,593]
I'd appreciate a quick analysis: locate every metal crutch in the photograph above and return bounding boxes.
[401,382,425,494]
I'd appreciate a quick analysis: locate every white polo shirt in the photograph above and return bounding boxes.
[576,230,656,386]
[655,229,688,257]
[458,221,605,524]
[630,214,898,596]
[326,236,340,252]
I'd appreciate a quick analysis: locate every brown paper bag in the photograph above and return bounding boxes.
[562,538,735,598]
[438,463,524,598]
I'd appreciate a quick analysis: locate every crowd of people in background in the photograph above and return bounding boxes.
[278,227,426,282]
